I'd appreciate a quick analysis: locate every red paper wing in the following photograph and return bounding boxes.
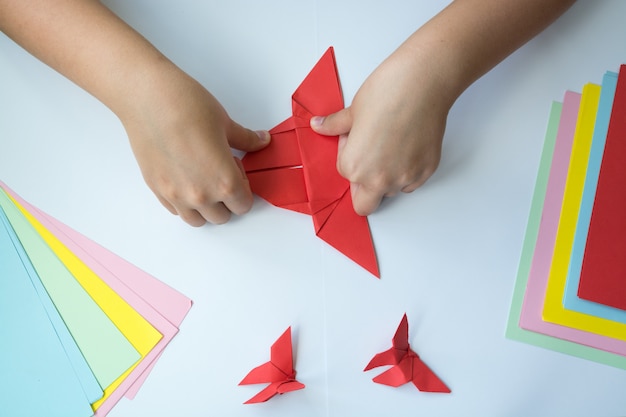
[276,380,305,394]
[411,356,451,393]
[270,327,295,376]
[371,357,412,387]
[292,47,343,117]
[243,382,282,404]
[243,380,305,404]
[364,347,405,371]
[240,362,287,385]
[316,190,379,277]
[392,314,410,351]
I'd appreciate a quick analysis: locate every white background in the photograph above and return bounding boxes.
[2,1,626,416]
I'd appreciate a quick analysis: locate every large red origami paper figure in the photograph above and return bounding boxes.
[239,327,304,404]
[364,314,451,393]
[241,47,379,278]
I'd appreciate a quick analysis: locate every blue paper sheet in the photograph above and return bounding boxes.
[0,207,103,403]
[0,208,94,417]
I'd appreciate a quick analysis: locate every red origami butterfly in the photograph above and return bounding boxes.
[239,327,305,403]
[364,314,451,393]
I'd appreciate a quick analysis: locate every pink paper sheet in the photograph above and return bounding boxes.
[518,92,626,355]
[0,182,193,416]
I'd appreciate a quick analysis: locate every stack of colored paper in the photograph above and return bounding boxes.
[0,181,193,417]
[506,65,626,369]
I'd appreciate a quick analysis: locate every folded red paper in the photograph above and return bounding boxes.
[578,64,626,311]
[239,327,304,404]
[364,314,450,393]
[242,47,379,278]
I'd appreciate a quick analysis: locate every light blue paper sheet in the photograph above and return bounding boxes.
[0,207,103,403]
[0,188,140,389]
[0,209,94,417]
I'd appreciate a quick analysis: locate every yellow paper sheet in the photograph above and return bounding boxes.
[542,83,626,340]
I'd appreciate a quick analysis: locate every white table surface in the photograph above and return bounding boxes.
[2,1,626,416]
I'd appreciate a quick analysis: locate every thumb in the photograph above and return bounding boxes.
[310,107,353,136]
[226,120,271,152]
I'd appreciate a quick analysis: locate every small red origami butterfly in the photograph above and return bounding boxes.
[239,327,305,403]
[364,314,451,393]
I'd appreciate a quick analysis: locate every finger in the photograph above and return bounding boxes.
[310,108,353,136]
[401,169,435,194]
[337,134,348,155]
[335,134,350,179]
[221,157,255,216]
[226,120,270,152]
[222,178,254,216]
[401,182,423,193]
[195,202,233,225]
[350,182,384,216]
[179,157,252,222]
[233,156,246,178]
[156,195,178,215]
[177,207,209,227]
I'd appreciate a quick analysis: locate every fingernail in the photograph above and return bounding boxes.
[310,116,325,128]
[255,130,270,142]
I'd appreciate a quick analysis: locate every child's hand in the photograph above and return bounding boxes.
[1,0,274,227]
[311,49,450,216]
[121,68,270,226]
[310,0,575,217]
